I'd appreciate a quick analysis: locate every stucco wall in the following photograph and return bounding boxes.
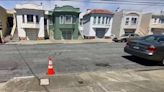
[139,13,152,35]
[16,9,44,39]
[83,15,91,36]
[111,11,123,37]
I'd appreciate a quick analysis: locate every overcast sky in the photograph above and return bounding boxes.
[0,0,164,13]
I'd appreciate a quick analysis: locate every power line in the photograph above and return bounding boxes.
[57,0,164,6]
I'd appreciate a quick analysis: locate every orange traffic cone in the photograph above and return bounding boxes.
[47,57,55,76]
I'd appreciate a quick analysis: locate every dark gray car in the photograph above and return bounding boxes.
[124,35,164,65]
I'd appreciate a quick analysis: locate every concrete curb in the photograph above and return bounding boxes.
[5,40,113,45]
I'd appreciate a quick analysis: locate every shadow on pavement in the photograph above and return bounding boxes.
[122,55,159,66]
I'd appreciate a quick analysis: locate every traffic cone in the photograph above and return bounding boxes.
[47,57,55,76]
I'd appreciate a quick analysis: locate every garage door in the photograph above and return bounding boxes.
[152,29,164,34]
[96,28,106,38]
[26,29,39,40]
[124,29,135,34]
[62,31,72,40]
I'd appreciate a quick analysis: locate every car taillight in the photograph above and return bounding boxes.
[146,45,157,55]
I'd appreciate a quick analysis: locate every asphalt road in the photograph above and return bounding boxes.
[0,43,162,82]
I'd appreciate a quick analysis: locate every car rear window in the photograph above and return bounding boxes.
[157,37,164,43]
[142,35,164,43]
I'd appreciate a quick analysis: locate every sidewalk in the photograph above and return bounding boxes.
[6,39,113,45]
[1,69,164,92]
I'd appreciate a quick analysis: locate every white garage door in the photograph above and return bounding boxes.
[26,29,39,40]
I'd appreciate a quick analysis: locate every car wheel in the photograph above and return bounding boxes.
[121,39,127,42]
[160,58,164,66]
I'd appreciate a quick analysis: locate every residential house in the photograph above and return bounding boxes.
[0,6,7,41]
[51,5,80,40]
[112,10,149,37]
[83,9,113,39]
[149,13,164,34]
[15,4,46,40]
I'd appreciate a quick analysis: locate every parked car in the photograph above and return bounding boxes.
[112,33,140,42]
[124,35,164,65]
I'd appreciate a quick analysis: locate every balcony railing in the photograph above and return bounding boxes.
[21,23,40,28]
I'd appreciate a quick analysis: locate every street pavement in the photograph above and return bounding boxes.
[0,43,163,82]
[1,70,164,92]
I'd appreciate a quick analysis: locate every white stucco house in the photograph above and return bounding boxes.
[82,9,113,39]
[15,3,46,40]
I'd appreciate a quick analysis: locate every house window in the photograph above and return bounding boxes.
[59,15,64,24]
[93,16,96,24]
[102,17,105,24]
[160,19,164,24]
[36,15,39,23]
[44,18,47,25]
[98,16,101,24]
[131,18,137,25]
[154,18,157,23]
[106,17,108,24]
[72,15,76,24]
[65,15,72,24]
[107,17,110,24]
[125,18,129,25]
[27,14,34,22]
[22,15,25,23]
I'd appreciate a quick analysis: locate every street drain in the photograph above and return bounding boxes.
[95,63,111,67]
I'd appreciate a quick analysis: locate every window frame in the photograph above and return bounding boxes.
[27,14,34,23]
[93,16,97,24]
[59,15,65,24]
[36,15,39,23]
[98,16,101,24]
[125,17,129,25]
[65,15,72,24]
[72,15,76,24]
[22,14,25,23]
[131,17,137,25]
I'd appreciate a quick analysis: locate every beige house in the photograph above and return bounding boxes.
[112,10,151,37]
[149,14,164,34]
[0,6,7,41]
